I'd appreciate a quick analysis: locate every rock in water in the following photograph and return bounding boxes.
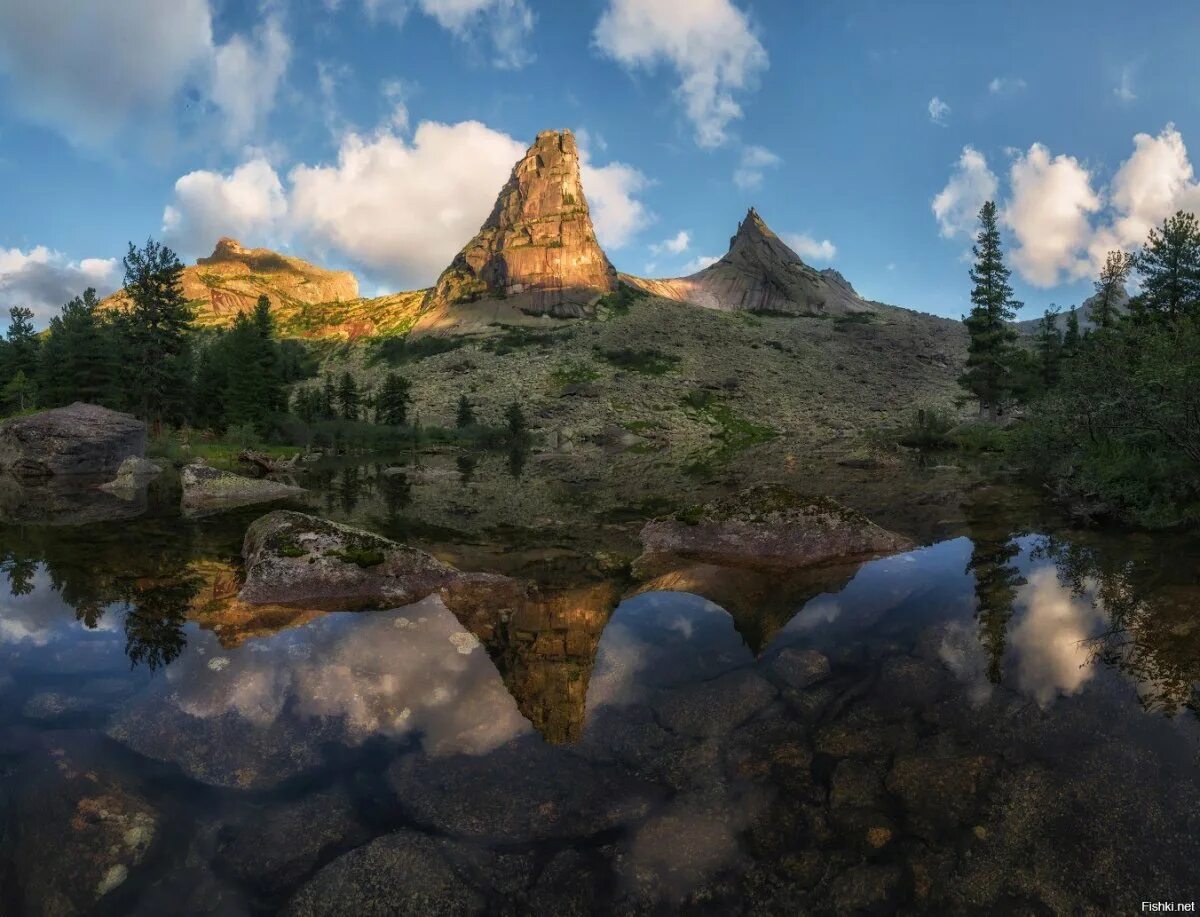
[98,456,162,499]
[428,129,617,318]
[0,402,145,477]
[637,484,914,571]
[180,463,305,516]
[239,510,526,611]
[625,208,874,316]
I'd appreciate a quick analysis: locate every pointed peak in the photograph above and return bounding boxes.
[210,237,245,258]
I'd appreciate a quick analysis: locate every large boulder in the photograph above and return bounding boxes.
[239,510,527,612]
[637,484,914,572]
[0,402,145,477]
[180,463,305,516]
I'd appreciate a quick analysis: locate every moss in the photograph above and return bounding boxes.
[333,547,387,567]
[277,540,307,558]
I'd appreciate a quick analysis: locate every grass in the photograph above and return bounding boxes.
[551,360,601,386]
[596,346,680,376]
[833,312,876,330]
[595,282,649,316]
[680,387,777,453]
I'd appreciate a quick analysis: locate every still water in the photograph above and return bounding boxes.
[1,457,1198,915]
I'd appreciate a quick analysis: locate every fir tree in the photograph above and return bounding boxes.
[1132,210,1200,323]
[1062,309,1081,357]
[960,201,1023,419]
[1093,250,1131,329]
[122,239,194,428]
[336,372,360,421]
[1,306,39,399]
[1035,306,1064,390]
[376,373,411,426]
[455,394,475,428]
[37,289,118,408]
[321,373,337,419]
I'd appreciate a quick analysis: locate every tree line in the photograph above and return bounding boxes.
[959,202,1200,527]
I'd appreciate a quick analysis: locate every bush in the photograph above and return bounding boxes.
[368,335,466,367]
[897,406,957,449]
[596,347,679,376]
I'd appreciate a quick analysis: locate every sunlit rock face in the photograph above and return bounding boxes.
[625,208,874,316]
[429,129,617,318]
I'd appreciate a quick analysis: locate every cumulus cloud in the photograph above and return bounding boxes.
[578,144,654,250]
[1010,568,1104,708]
[783,232,837,262]
[928,96,950,125]
[0,247,120,324]
[0,0,290,149]
[651,230,690,255]
[162,158,290,258]
[988,76,1026,95]
[733,145,781,190]
[364,0,535,68]
[681,254,719,273]
[1003,144,1101,287]
[594,0,768,148]
[932,146,999,239]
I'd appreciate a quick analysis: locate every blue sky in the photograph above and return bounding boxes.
[4,0,1200,329]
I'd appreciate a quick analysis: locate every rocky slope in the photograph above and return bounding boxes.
[419,129,617,329]
[625,208,875,316]
[1015,287,1130,335]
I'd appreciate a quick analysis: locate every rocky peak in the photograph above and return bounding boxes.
[429,128,617,318]
[203,237,248,262]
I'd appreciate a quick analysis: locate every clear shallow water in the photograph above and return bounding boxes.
[1,465,1199,915]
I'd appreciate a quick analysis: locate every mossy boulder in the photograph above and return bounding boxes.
[240,510,527,612]
[180,464,305,517]
[637,484,914,571]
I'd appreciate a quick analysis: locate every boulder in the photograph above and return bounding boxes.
[180,463,305,516]
[0,472,148,525]
[239,510,527,612]
[98,456,162,498]
[0,402,145,477]
[637,484,914,572]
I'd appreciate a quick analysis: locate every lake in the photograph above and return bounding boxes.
[1,451,1198,914]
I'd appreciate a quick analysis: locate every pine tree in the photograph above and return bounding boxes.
[336,372,360,421]
[1,370,35,413]
[960,201,1023,419]
[455,394,475,428]
[1035,307,1064,390]
[376,373,411,426]
[37,289,118,408]
[1062,309,1081,357]
[1,306,39,397]
[122,239,194,428]
[1093,250,1131,329]
[1132,211,1200,323]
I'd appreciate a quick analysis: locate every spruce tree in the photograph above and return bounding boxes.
[455,394,475,428]
[1035,307,1064,390]
[960,201,1023,419]
[376,373,411,426]
[122,239,194,428]
[38,289,117,408]
[1,306,39,394]
[1093,250,1131,329]
[336,372,360,421]
[1062,310,1081,357]
[1132,211,1200,323]
[250,296,285,412]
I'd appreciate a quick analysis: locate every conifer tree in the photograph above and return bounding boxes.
[1,306,39,397]
[1,370,35,413]
[37,289,117,408]
[1132,211,1200,322]
[1035,307,1064,390]
[960,202,1023,419]
[336,372,360,421]
[455,394,475,428]
[505,401,527,439]
[376,373,411,426]
[1062,309,1081,357]
[1093,250,1131,329]
[122,239,194,428]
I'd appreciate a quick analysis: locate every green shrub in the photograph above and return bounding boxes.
[596,347,679,376]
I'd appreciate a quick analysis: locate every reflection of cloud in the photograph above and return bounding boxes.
[791,596,841,630]
[161,595,530,756]
[938,619,993,706]
[0,565,122,647]
[1010,568,1104,707]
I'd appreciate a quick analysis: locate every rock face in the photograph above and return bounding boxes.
[180,464,305,516]
[101,237,358,327]
[239,510,527,612]
[429,129,617,318]
[0,402,145,477]
[625,208,873,316]
[637,484,914,571]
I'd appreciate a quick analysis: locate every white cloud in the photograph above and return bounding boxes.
[783,233,837,262]
[932,146,999,239]
[1003,143,1101,287]
[682,254,719,273]
[1114,65,1136,103]
[928,96,950,125]
[364,0,535,68]
[579,144,654,250]
[733,145,781,190]
[651,230,691,255]
[210,16,291,146]
[1010,568,1103,708]
[162,158,290,258]
[594,0,768,149]
[0,0,290,150]
[0,246,120,324]
[988,76,1026,95]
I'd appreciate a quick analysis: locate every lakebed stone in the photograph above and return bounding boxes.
[637,484,914,572]
[0,402,145,477]
[239,510,527,613]
[181,463,305,516]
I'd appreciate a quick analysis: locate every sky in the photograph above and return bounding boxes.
[3,0,1200,330]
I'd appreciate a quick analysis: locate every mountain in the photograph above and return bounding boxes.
[1015,287,1131,335]
[624,208,875,316]
[424,129,617,325]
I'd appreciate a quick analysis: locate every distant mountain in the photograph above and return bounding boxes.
[623,208,875,316]
[1015,287,1130,335]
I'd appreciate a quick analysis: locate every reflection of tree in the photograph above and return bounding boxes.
[124,577,198,672]
[1035,536,1200,720]
[337,466,362,514]
[963,495,1026,684]
[1,549,38,595]
[507,445,528,480]
[457,455,477,486]
[377,468,412,522]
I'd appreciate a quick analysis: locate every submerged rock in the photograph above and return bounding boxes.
[180,463,305,516]
[0,402,145,477]
[0,472,148,525]
[637,484,914,572]
[239,510,527,612]
[98,456,162,498]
